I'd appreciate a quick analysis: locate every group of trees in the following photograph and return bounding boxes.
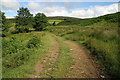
[16,7,48,32]
[1,7,48,34]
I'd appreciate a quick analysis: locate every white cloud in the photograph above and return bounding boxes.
[43,7,69,16]
[92,3,118,17]
[2,10,14,12]
[3,1,119,18]
[69,3,118,18]
[27,2,71,16]
[27,2,41,11]
[41,3,118,18]
[1,0,20,10]
[28,2,118,18]
[6,16,14,19]
[70,9,94,18]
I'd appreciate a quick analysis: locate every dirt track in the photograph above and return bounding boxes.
[28,34,99,78]
[65,40,99,78]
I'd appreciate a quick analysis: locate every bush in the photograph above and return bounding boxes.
[2,37,30,68]
[27,36,40,48]
[11,29,19,34]
[3,48,30,68]
[1,33,6,37]
[2,37,24,57]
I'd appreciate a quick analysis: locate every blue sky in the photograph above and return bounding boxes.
[1,0,119,18]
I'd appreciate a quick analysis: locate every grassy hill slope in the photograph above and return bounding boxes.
[57,12,119,26]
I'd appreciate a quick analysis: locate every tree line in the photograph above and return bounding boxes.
[1,7,48,34]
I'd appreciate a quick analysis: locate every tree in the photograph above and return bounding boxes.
[15,7,33,33]
[0,11,6,30]
[34,13,48,31]
[0,11,10,37]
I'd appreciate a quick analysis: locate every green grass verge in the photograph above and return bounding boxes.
[49,36,74,78]
[2,32,51,78]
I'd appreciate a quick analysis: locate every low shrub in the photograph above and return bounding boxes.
[2,37,30,68]
[27,36,40,48]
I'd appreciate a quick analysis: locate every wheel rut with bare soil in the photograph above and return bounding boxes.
[28,34,60,78]
[65,40,99,78]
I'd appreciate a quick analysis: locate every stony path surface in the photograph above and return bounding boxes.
[28,34,99,78]
[65,40,99,78]
[28,35,60,78]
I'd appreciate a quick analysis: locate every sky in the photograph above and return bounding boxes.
[0,0,119,18]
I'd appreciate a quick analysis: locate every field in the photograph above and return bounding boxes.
[1,12,120,78]
[48,19,62,25]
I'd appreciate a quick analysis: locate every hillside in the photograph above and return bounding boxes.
[57,12,120,26]
[47,16,80,20]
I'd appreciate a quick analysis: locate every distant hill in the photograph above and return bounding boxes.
[51,12,120,26]
[47,16,80,20]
